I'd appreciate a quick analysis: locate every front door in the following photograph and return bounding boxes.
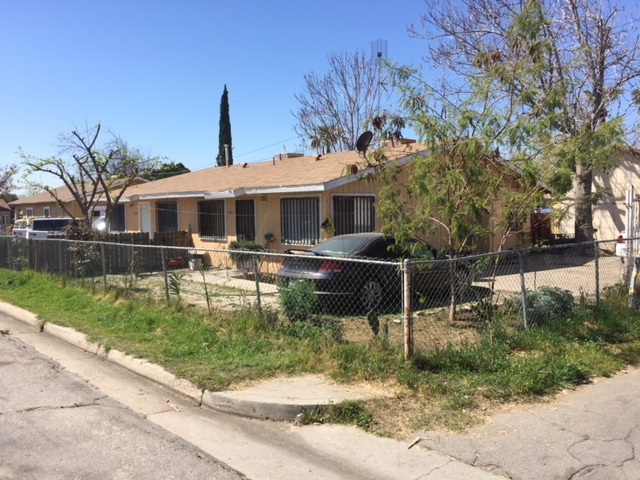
[139,202,152,239]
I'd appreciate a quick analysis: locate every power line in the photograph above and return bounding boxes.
[188,136,302,171]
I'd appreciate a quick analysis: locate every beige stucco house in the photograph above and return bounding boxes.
[8,145,540,252]
[114,145,531,253]
[0,199,12,233]
[555,148,640,241]
[9,179,148,231]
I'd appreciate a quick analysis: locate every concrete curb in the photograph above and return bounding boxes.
[1,302,203,404]
[203,391,317,420]
[0,303,40,330]
[0,301,382,421]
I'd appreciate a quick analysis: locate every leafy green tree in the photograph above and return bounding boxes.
[143,161,190,181]
[367,66,548,321]
[411,0,639,242]
[0,164,17,198]
[216,85,233,167]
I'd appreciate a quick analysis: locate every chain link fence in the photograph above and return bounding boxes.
[0,236,630,359]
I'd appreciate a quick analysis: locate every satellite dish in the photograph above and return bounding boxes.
[356,131,373,155]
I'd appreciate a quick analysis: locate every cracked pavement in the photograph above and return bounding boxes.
[0,332,243,480]
[414,367,640,479]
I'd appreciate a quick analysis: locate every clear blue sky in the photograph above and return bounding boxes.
[0,0,429,189]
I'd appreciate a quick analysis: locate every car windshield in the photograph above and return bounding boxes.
[311,236,371,256]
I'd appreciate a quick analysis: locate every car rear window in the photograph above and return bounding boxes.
[32,219,72,231]
[311,236,371,256]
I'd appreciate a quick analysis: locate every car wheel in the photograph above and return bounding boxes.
[360,278,383,312]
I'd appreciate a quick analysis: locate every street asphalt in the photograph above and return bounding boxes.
[1,300,639,479]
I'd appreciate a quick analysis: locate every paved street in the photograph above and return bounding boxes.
[0,330,243,480]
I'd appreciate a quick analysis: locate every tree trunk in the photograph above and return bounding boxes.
[574,163,594,243]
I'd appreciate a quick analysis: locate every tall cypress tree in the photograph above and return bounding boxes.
[216,85,233,167]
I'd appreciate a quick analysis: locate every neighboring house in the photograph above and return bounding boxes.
[119,146,533,253]
[9,178,148,232]
[0,199,12,233]
[555,148,640,242]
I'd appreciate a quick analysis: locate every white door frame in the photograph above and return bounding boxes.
[139,202,152,240]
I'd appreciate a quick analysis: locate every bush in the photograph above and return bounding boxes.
[227,240,264,268]
[281,317,343,342]
[279,279,318,323]
[504,286,575,327]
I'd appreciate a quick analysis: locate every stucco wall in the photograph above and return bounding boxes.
[556,151,640,241]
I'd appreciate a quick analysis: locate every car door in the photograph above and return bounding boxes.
[409,244,454,294]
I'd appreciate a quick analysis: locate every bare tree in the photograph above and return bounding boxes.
[293,50,391,153]
[411,0,640,242]
[20,123,158,229]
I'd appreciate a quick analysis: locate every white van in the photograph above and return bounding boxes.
[12,217,75,239]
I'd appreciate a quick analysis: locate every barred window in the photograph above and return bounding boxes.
[281,197,320,245]
[198,200,225,240]
[333,195,375,235]
[156,201,178,232]
[236,199,256,242]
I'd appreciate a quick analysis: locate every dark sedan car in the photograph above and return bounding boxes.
[276,233,469,312]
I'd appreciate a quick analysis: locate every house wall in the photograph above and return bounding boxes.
[122,160,532,254]
[14,202,70,219]
[556,151,639,242]
[592,151,640,241]
[0,209,11,232]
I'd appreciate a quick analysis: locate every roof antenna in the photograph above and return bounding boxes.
[371,39,388,113]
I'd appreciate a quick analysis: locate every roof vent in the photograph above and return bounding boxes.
[273,153,304,162]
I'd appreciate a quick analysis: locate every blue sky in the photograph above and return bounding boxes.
[0,0,429,190]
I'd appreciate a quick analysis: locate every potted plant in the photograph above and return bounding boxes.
[188,249,205,271]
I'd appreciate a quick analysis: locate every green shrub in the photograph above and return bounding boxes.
[504,286,575,326]
[279,279,318,323]
[280,317,343,342]
[325,400,374,430]
[227,240,264,268]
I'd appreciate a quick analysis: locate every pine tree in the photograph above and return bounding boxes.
[216,85,233,167]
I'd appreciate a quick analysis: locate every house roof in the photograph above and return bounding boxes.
[9,186,73,206]
[122,145,421,201]
[9,177,150,206]
[0,199,11,211]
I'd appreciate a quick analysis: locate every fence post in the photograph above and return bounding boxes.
[402,258,413,361]
[57,241,62,274]
[594,241,600,306]
[101,243,107,287]
[253,254,262,315]
[161,247,169,303]
[517,251,528,329]
[629,253,639,311]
